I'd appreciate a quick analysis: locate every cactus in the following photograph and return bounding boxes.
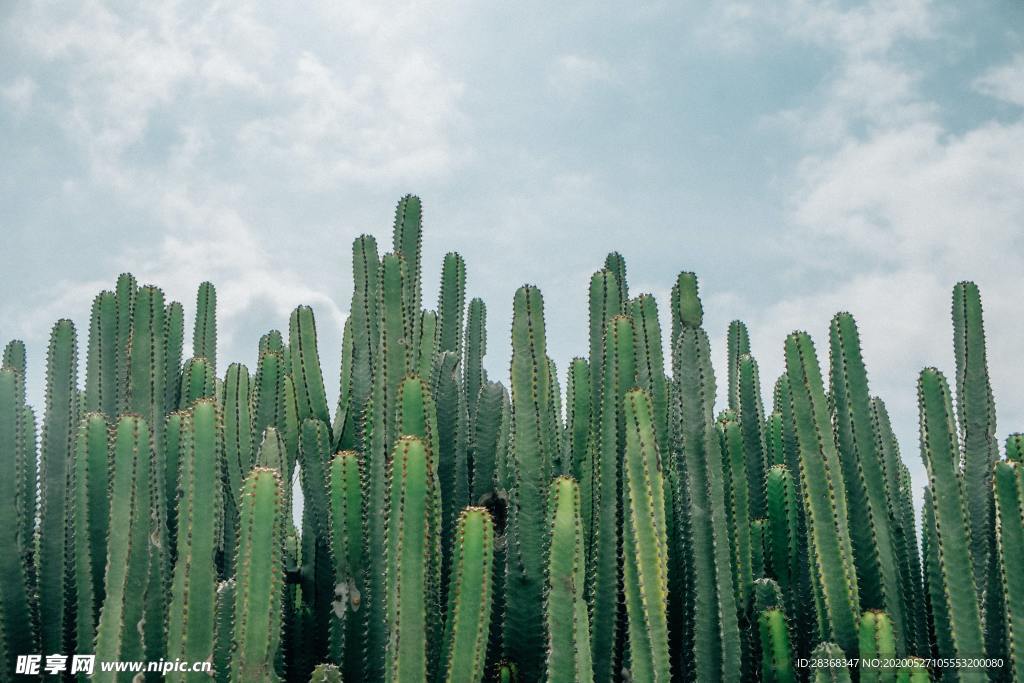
[766,465,800,619]
[719,410,753,612]
[327,451,364,679]
[918,368,985,679]
[164,300,185,414]
[433,351,470,586]
[193,281,217,377]
[0,367,35,671]
[223,363,253,576]
[392,195,423,338]
[504,285,556,682]
[94,415,154,682]
[70,412,108,658]
[215,580,235,683]
[290,305,332,429]
[621,388,671,682]
[297,418,335,670]
[754,578,785,613]
[309,664,343,682]
[442,507,494,683]
[544,476,593,683]
[114,273,137,414]
[231,467,285,683]
[726,320,751,412]
[38,318,77,656]
[463,298,487,422]
[993,458,1024,680]
[672,272,741,682]
[758,608,795,683]
[84,290,117,416]
[588,270,622,423]
[829,313,906,652]
[589,313,635,680]
[470,381,505,504]
[179,355,216,408]
[415,310,439,381]
[438,252,466,357]
[785,331,860,655]
[810,642,852,683]
[385,436,441,683]
[921,485,955,663]
[167,399,224,681]
[952,282,998,601]
[859,610,897,683]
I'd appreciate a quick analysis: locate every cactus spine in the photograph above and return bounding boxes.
[442,507,494,683]
[231,467,285,683]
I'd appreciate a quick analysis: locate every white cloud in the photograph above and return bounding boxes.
[975,53,1024,108]
[2,76,38,113]
[548,54,617,94]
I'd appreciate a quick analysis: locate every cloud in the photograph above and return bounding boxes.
[2,76,38,113]
[547,54,617,94]
[975,53,1024,108]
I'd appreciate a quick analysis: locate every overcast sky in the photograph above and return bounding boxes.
[3,1,1024,508]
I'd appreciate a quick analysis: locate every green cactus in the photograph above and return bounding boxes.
[167,399,224,681]
[621,388,671,682]
[94,415,154,682]
[70,412,108,659]
[588,269,622,422]
[497,662,518,683]
[470,381,505,504]
[737,353,768,518]
[859,610,897,683]
[726,320,751,412]
[766,465,800,617]
[918,368,985,680]
[290,305,332,429]
[758,608,796,683]
[344,235,379,444]
[385,436,441,683]
[415,310,439,381]
[309,664,343,683]
[993,458,1024,680]
[215,579,235,683]
[719,410,753,613]
[297,418,335,669]
[590,313,635,681]
[504,285,556,682]
[785,331,860,655]
[438,252,466,357]
[392,195,423,339]
[38,318,77,656]
[84,290,117,417]
[442,507,494,683]
[463,298,487,422]
[223,363,253,576]
[672,272,741,682]
[810,642,852,683]
[898,660,933,682]
[327,451,364,679]
[231,467,285,683]
[922,485,955,663]
[604,251,628,306]
[179,355,216,408]
[114,273,137,414]
[0,367,35,671]
[433,351,470,586]
[164,300,185,415]
[544,476,593,683]
[829,312,905,651]
[952,282,998,601]
[754,578,785,613]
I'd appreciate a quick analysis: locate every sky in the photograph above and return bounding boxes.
[2,1,1024,511]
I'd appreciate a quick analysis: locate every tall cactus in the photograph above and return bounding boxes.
[0,367,35,671]
[442,507,494,683]
[94,416,154,682]
[463,298,487,422]
[993,458,1024,681]
[672,272,741,682]
[385,436,441,683]
[164,300,185,415]
[298,417,336,671]
[604,251,628,306]
[223,363,253,576]
[564,359,591,537]
[758,608,795,683]
[231,467,285,683]
[214,580,235,683]
[588,269,622,421]
[737,353,768,517]
[504,285,555,681]
[621,388,671,682]
[193,281,217,377]
[785,331,860,655]
[70,412,109,658]
[38,318,77,656]
[719,411,753,613]
[917,368,985,679]
[589,313,635,681]
[829,312,905,651]
[114,273,137,414]
[328,451,364,679]
[952,282,998,600]
[726,319,751,412]
[290,305,331,429]
[545,476,593,683]
[84,290,117,416]
[347,234,379,445]
[433,351,470,584]
[438,252,466,357]
[167,399,224,681]
[765,465,800,621]
[470,381,506,504]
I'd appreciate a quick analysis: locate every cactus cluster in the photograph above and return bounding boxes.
[1,194,1022,682]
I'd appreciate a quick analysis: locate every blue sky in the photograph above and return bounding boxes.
[2,1,1024,506]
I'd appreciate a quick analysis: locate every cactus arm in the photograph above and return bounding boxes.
[438,252,466,357]
[114,273,137,414]
[726,320,751,413]
[0,368,35,669]
[785,331,860,654]
[290,305,332,429]
[70,413,109,659]
[443,507,494,683]
[994,459,1024,680]
[720,412,753,612]
[38,318,78,655]
[231,467,285,682]
[193,281,217,377]
[392,195,423,338]
[164,300,185,414]
[463,298,487,422]
[621,389,671,682]
[348,235,379,436]
[84,291,117,416]
[758,608,796,683]
[166,399,224,681]
[223,363,253,576]
[328,451,364,678]
[952,282,998,599]
[604,251,628,306]
[94,416,153,681]
[470,382,505,504]
[858,610,897,683]
[587,270,621,427]
[504,285,555,681]
[917,368,985,678]
[737,354,768,518]
[214,579,235,683]
[179,356,216,408]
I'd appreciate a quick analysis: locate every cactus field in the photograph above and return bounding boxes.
[2,194,1022,682]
